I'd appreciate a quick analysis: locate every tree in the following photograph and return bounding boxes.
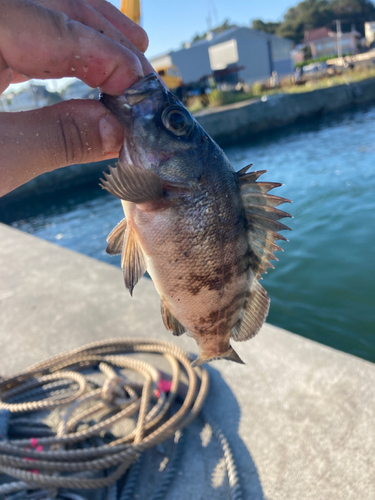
[251,0,375,44]
[330,0,375,33]
[191,19,237,44]
[251,19,280,35]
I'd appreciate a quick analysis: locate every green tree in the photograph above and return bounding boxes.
[251,19,280,34]
[191,19,237,44]
[252,0,375,43]
[277,0,334,42]
[330,0,375,33]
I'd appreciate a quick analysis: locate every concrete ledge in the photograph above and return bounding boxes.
[1,223,374,499]
[195,77,375,145]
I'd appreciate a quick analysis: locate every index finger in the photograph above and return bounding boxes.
[84,0,149,53]
[0,3,143,95]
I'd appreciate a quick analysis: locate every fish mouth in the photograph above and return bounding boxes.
[101,73,171,171]
[124,73,162,105]
[100,73,163,126]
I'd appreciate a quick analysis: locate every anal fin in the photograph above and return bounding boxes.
[122,225,147,296]
[231,280,270,341]
[100,161,163,204]
[106,218,127,256]
[160,300,186,336]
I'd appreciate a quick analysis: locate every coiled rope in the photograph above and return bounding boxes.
[0,338,243,499]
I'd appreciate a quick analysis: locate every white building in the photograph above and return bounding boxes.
[150,27,293,85]
[365,22,375,47]
[304,27,361,58]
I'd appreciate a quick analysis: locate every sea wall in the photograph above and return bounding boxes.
[1,77,375,203]
[195,77,375,146]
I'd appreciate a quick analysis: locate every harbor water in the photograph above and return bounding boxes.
[3,103,375,362]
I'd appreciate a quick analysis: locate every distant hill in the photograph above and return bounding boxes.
[251,0,375,44]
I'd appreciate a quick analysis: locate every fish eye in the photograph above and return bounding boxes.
[161,106,194,137]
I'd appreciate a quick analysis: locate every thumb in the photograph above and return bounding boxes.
[0,100,124,196]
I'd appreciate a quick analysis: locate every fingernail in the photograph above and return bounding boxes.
[99,114,124,154]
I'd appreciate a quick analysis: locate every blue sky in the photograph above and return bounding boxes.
[110,0,295,57]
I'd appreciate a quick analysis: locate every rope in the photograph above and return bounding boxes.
[150,430,185,500]
[0,339,209,496]
[201,409,243,500]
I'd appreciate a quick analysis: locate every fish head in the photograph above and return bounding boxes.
[101,73,216,186]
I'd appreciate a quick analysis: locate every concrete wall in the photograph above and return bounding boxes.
[195,77,375,146]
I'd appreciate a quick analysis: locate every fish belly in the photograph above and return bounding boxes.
[123,193,251,345]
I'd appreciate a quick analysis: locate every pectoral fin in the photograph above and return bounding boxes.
[106,218,127,256]
[100,161,163,204]
[121,226,147,296]
[160,300,186,336]
[231,280,270,341]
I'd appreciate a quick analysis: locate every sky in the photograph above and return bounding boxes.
[111,0,295,58]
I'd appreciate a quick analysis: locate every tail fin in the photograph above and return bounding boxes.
[191,345,245,367]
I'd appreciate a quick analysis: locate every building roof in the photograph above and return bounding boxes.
[304,27,331,43]
[304,27,361,46]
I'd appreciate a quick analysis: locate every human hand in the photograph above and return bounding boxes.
[0,0,154,197]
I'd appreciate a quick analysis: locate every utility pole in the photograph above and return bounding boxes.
[336,19,342,58]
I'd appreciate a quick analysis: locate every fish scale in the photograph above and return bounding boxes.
[100,73,291,367]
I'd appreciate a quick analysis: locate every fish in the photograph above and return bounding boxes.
[100,73,291,367]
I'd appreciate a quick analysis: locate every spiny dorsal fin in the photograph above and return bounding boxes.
[241,180,283,194]
[100,161,163,204]
[231,280,270,341]
[242,192,291,208]
[160,300,186,336]
[121,226,147,296]
[245,204,292,222]
[106,218,127,256]
[238,164,291,277]
[237,163,253,175]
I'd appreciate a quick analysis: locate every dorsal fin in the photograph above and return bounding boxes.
[231,280,270,341]
[106,218,127,256]
[121,225,147,296]
[238,165,291,277]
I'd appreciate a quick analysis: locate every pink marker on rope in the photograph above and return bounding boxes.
[155,378,172,398]
[23,439,43,473]
[30,437,38,448]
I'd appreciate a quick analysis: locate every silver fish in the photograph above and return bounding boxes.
[100,74,291,367]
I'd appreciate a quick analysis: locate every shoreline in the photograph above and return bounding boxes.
[195,77,375,146]
[1,76,375,203]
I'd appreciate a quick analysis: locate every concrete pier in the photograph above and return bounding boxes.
[1,223,374,499]
[196,77,375,146]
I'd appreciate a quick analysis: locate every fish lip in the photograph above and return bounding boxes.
[124,73,162,102]
[100,73,164,129]
[100,93,132,128]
